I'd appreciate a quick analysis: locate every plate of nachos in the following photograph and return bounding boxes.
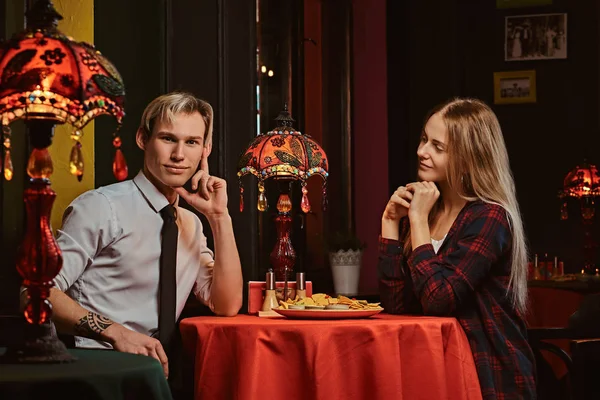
[273,293,383,319]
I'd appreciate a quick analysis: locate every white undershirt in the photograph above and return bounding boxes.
[431,235,447,254]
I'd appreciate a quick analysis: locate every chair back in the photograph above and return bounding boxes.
[571,339,600,400]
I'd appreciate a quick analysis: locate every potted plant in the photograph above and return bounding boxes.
[326,232,366,296]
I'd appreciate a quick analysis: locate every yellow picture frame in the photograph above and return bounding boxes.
[493,70,537,104]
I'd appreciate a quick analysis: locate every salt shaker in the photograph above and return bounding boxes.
[261,269,279,311]
[296,272,306,299]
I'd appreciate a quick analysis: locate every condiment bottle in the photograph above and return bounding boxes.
[296,272,306,299]
[261,269,279,311]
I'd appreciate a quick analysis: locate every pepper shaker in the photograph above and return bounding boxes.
[296,272,306,299]
[261,269,279,311]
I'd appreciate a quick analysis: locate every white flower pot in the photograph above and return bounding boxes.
[329,249,363,296]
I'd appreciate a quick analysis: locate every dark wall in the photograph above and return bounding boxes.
[96,0,259,309]
[387,0,600,272]
[169,0,258,310]
[94,0,167,187]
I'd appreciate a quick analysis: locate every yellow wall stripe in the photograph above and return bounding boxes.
[50,0,95,232]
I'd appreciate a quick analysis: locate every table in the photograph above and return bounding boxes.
[527,285,585,328]
[0,347,172,400]
[527,279,600,294]
[180,314,482,400]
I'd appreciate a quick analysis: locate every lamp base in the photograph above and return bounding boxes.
[0,316,76,364]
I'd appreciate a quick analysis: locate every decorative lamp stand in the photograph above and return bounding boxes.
[237,106,328,296]
[0,0,126,363]
[559,161,600,274]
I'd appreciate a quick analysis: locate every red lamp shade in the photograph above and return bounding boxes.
[0,0,127,182]
[559,161,600,221]
[0,33,125,127]
[237,105,329,213]
[237,129,328,182]
[560,162,600,198]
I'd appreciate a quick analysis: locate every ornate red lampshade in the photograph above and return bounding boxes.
[0,0,126,363]
[0,0,127,182]
[559,161,600,220]
[238,105,328,282]
[558,160,600,274]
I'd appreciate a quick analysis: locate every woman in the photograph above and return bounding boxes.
[545,26,556,57]
[378,98,535,399]
[511,26,523,59]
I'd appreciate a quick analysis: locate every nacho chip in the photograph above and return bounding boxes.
[303,297,316,305]
[276,292,383,311]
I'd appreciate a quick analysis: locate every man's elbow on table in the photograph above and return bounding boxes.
[213,296,242,317]
[210,290,243,317]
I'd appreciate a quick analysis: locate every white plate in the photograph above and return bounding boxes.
[272,308,383,319]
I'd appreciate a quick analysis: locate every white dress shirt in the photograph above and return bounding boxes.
[53,170,215,349]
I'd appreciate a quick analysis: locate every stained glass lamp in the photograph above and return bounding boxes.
[237,105,328,282]
[559,160,600,274]
[559,161,600,219]
[0,0,126,362]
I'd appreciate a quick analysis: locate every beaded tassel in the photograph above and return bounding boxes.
[69,129,84,181]
[3,125,13,181]
[257,181,268,211]
[300,181,311,213]
[322,180,328,211]
[239,181,244,212]
[112,134,128,181]
[560,200,568,220]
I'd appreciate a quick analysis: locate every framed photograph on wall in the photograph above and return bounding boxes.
[505,13,567,61]
[497,0,552,8]
[494,70,537,104]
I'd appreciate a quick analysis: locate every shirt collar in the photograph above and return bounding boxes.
[133,170,179,213]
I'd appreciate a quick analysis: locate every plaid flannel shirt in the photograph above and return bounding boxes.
[378,201,536,399]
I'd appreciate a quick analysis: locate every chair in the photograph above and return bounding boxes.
[529,326,600,400]
[571,339,600,400]
[527,289,600,399]
[528,328,575,400]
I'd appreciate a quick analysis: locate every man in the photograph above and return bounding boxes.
[45,92,243,378]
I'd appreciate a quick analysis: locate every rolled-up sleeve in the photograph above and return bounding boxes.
[377,218,422,315]
[53,191,117,292]
[407,205,511,316]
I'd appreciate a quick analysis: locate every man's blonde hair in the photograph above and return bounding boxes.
[139,91,214,145]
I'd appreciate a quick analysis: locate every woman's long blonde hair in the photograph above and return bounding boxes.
[404,98,528,313]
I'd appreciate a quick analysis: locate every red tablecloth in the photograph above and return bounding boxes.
[180,314,482,400]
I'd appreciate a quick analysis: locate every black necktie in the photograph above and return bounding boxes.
[158,204,178,351]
